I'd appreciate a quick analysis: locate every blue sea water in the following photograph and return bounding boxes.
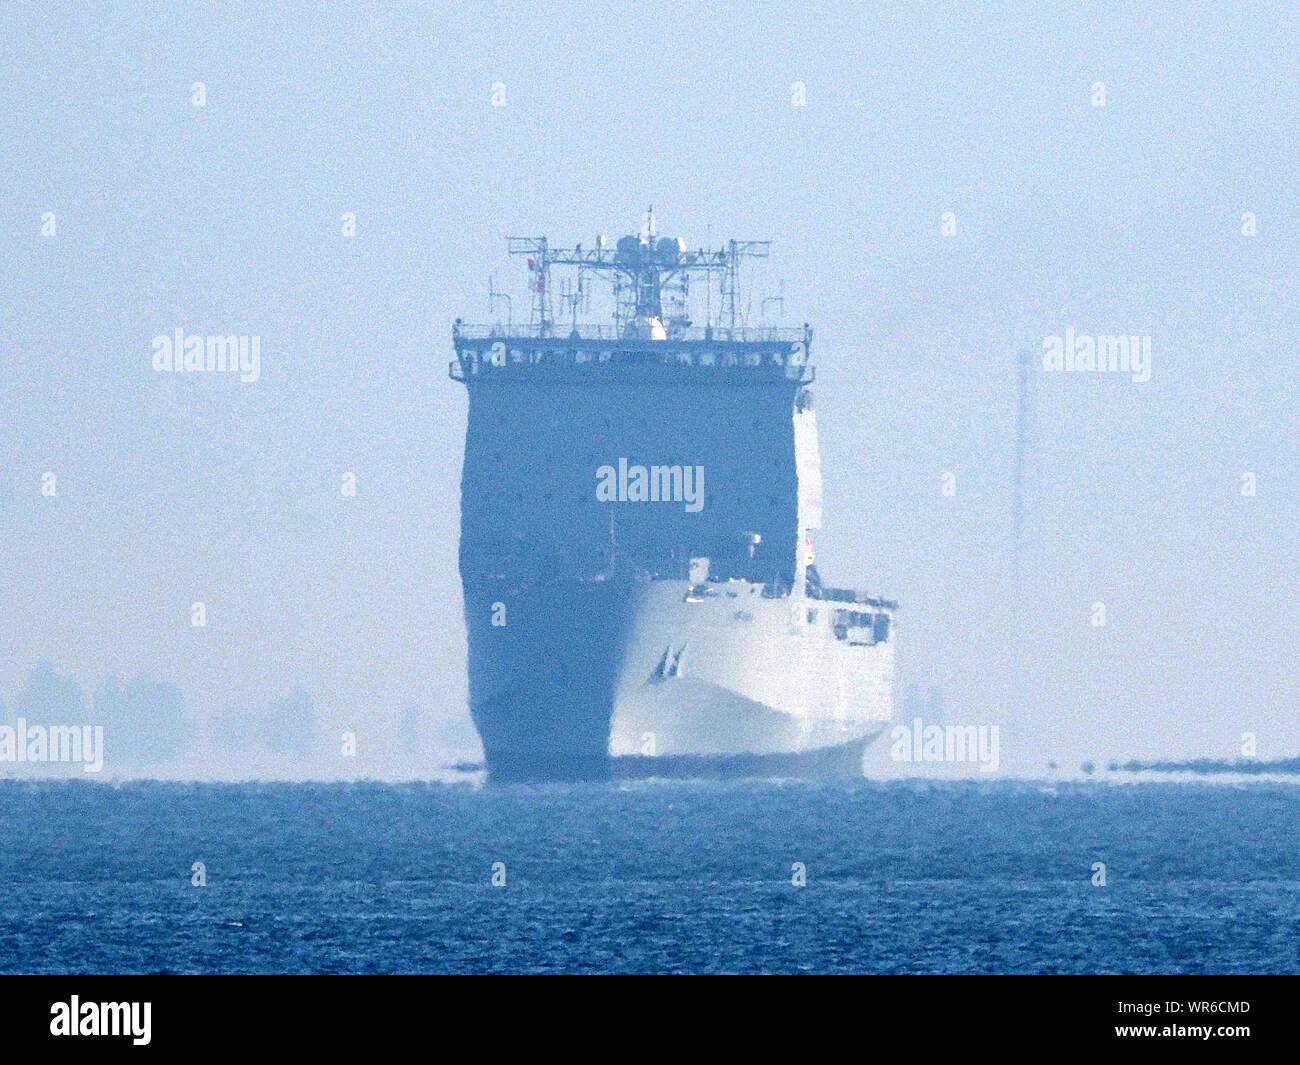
[1,779,1297,974]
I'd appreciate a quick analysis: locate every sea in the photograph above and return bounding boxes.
[2,779,1297,974]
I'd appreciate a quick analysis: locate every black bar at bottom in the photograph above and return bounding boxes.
[0,975,1292,1053]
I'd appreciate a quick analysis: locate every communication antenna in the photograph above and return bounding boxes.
[560,273,588,331]
[723,240,771,331]
[488,274,512,328]
[761,281,786,320]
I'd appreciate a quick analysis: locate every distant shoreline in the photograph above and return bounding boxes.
[1108,757,1300,776]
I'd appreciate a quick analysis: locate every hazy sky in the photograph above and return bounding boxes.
[3,2,1297,775]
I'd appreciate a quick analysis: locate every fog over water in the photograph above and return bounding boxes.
[3,3,1297,778]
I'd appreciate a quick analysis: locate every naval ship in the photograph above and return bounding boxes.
[450,211,896,781]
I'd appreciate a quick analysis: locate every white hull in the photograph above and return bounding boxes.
[610,578,895,759]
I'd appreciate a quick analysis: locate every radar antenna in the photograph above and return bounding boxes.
[507,211,771,338]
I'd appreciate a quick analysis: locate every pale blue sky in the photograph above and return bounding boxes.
[2,2,1297,774]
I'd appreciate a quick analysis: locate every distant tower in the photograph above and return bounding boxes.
[1007,347,1037,716]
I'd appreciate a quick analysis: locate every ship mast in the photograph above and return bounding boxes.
[506,210,771,339]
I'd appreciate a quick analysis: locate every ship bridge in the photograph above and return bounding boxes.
[450,322,814,384]
[452,213,822,590]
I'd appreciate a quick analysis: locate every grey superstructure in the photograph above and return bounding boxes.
[450,211,896,781]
